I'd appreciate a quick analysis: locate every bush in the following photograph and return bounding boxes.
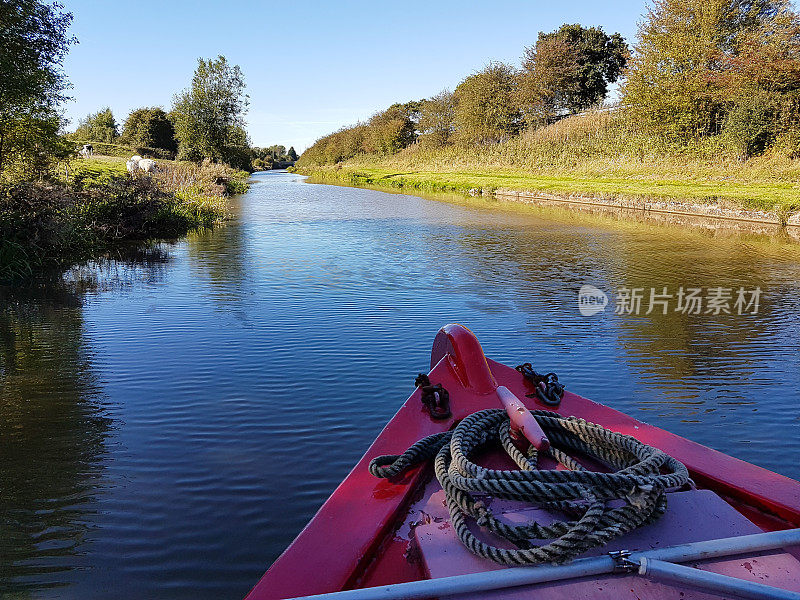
[453,62,520,144]
[151,159,249,198]
[0,178,223,280]
[773,128,800,159]
[723,92,776,158]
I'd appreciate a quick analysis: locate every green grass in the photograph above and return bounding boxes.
[297,110,800,216]
[303,165,800,214]
[68,139,175,160]
[67,155,129,187]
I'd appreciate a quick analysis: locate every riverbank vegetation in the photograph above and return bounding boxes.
[296,0,800,215]
[1,156,248,280]
[0,1,261,280]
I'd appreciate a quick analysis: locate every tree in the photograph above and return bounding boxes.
[269,144,286,159]
[0,0,75,181]
[364,101,419,154]
[453,62,520,144]
[171,55,251,169]
[622,0,797,140]
[121,107,177,153]
[712,5,800,156]
[418,89,456,148]
[296,124,368,166]
[0,111,73,182]
[251,145,299,165]
[72,107,118,143]
[517,37,580,127]
[518,24,627,126]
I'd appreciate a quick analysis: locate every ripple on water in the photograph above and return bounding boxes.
[2,171,800,598]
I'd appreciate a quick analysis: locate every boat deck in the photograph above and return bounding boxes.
[413,484,800,598]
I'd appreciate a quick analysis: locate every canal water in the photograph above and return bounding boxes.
[2,170,799,598]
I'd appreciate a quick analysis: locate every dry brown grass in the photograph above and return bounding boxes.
[152,159,249,198]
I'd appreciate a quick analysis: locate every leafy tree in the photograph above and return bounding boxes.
[269,145,286,158]
[517,37,580,127]
[622,0,797,141]
[171,55,251,169]
[297,124,368,166]
[73,107,118,143]
[364,101,419,154]
[0,111,73,182]
[224,124,252,170]
[252,145,299,162]
[453,62,520,144]
[121,107,177,153]
[0,0,75,181]
[712,5,800,156]
[418,89,456,148]
[518,24,627,126]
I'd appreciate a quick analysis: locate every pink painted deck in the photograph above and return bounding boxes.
[413,488,800,598]
[245,324,800,600]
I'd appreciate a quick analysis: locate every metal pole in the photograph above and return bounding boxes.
[640,557,800,600]
[284,528,800,600]
[631,528,800,564]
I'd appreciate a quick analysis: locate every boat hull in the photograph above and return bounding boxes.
[246,324,800,600]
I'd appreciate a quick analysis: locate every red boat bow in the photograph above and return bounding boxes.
[246,324,800,600]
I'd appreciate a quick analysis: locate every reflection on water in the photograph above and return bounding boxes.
[1,171,799,598]
[0,282,110,595]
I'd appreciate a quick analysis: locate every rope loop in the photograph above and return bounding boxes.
[369,408,690,565]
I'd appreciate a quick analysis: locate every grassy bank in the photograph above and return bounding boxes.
[296,111,800,218]
[0,156,249,280]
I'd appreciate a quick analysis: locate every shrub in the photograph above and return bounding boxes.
[0,177,223,280]
[151,160,249,198]
[723,92,776,158]
[453,62,521,144]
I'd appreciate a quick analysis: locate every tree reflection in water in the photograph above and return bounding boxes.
[0,245,171,595]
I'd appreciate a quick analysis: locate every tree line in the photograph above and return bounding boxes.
[0,2,295,183]
[69,57,297,171]
[301,0,800,166]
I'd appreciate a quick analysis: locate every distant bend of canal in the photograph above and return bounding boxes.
[2,170,799,598]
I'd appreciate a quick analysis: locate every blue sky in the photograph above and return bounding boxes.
[61,1,645,150]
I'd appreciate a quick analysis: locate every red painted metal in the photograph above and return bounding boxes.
[430,323,497,394]
[245,324,800,600]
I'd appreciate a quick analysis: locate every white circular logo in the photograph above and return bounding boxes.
[578,285,609,316]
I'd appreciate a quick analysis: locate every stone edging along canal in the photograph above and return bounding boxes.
[491,188,800,241]
[299,169,800,241]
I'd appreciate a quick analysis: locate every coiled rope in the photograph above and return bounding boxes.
[369,409,690,565]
